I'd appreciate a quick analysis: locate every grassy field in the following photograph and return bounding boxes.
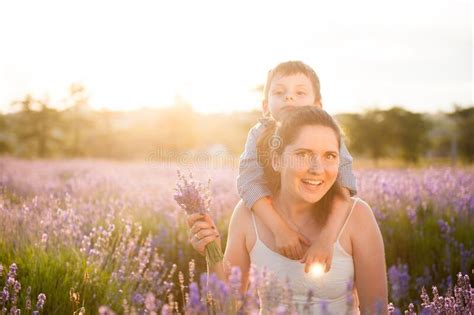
[0,158,472,314]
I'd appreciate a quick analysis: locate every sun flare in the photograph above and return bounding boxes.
[309,263,325,278]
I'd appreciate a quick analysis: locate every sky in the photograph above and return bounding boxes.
[0,0,472,115]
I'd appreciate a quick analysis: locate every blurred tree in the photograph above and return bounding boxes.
[10,94,64,157]
[35,98,64,157]
[11,93,35,112]
[10,94,34,156]
[96,109,115,159]
[63,83,94,156]
[338,110,390,164]
[449,106,474,162]
[156,95,197,153]
[2,84,469,166]
[425,113,457,164]
[0,115,12,154]
[383,107,430,164]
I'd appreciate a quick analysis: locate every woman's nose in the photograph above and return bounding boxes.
[308,157,324,173]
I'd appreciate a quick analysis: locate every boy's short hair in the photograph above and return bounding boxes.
[263,61,321,103]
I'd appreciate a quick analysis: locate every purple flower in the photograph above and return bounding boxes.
[9,263,17,273]
[275,305,287,315]
[199,273,209,298]
[8,263,17,279]
[13,280,21,293]
[229,266,242,295]
[132,292,144,305]
[36,293,46,310]
[303,289,314,312]
[2,288,9,302]
[319,299,329,315]
[388,263,410,304]
[7,277,15,287]
[144,293,156,312]
[160,304,170,315]
[98,305,116,315]
[174,170,223,265]
[186,282,205,313]
[173,170,211,215]
[406,303,416,314]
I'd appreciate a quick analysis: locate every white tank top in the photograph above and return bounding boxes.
[249,198,360,315]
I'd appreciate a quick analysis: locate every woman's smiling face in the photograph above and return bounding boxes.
[276,125,340,204]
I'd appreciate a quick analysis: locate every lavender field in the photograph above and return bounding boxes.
[0,158,473,314]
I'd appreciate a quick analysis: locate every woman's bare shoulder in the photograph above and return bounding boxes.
[230,200,253,226]
[352,198,374,216]
[349,198,379,231]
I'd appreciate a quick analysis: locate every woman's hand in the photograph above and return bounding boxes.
[187,213,221,256]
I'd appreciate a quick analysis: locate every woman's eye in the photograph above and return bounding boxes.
[326,153,337,160]
[296,151,309,157]
[273,90,283,95]
[296,91,306,96]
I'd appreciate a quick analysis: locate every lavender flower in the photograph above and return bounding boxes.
[132,292,144,306]
[174,170,223,265]
[188,259,195,283]
[303,289,314,313]
[388,263,410,304]
[417,272,474,314]
[186,282,205,314]
[275,305,287,315]
[229,266,242,296]
[1,159,474,313]
[144,293,157,312]
[8,263,17,278]
[25,287,32,311]
[160,304,170,315]
[174,170,211,215]
[98,305,116,315]
[320,299,329,315]
[36,293,46,311]
[405,303,416,314]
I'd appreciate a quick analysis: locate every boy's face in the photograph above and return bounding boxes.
[264,73,321,121]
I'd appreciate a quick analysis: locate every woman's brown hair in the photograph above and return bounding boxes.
[257,106,344,227]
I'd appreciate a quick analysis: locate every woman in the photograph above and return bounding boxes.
[188,106,387,314]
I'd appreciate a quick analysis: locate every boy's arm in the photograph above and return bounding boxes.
[338,138,357,196]
[237,123,310,259]
[301,196,349,273]
[252,197,310,259]
[236,123,271,210]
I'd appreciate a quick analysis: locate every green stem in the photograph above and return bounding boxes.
[205,240,223,266]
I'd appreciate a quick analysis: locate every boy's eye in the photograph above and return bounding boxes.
[296,91,306,96]
[272,90,284,95]
[326,153,337,160]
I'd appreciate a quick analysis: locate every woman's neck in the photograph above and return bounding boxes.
[273,191,314,224]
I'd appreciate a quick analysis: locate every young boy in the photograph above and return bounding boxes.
[237,60,357,273]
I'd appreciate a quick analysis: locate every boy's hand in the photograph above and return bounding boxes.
[250,197,310,260]
[273,223,311,260]
[300,241,333,273]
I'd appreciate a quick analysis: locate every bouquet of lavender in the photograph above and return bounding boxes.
[174,170,223,266]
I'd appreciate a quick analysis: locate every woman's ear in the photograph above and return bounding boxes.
[271,151,282,172]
